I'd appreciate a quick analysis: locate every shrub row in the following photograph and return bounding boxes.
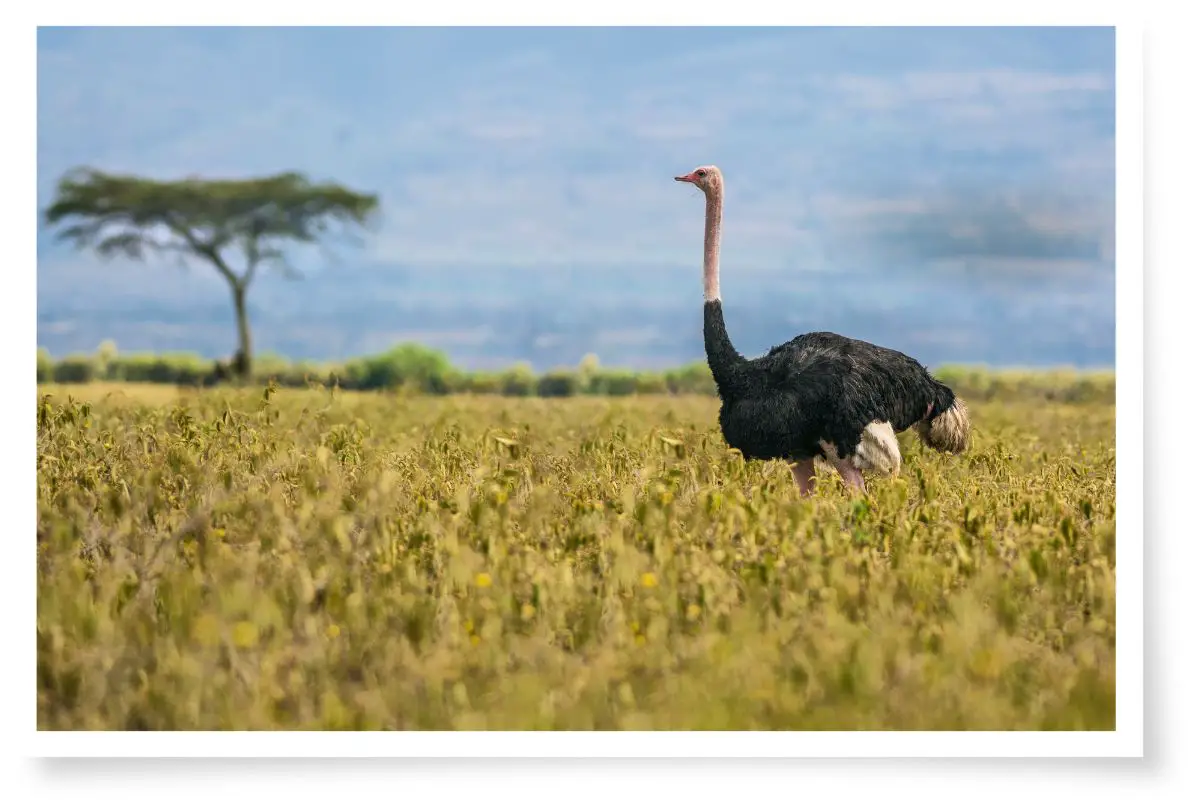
[36,343,720,397]
[36,343,1114,403]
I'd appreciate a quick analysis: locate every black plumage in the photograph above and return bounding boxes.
[705,298,958,463]
[676,163,970,494]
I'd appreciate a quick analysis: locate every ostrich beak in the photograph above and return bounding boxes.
[674,173,695,183]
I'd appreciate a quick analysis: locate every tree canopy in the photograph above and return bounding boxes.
[45,168,379,288]
[43,168,380,377]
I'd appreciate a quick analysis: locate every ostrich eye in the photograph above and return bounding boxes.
[696,170,707,177]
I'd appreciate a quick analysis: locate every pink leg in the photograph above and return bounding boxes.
[790,459,817,496]
[832,460,866,493]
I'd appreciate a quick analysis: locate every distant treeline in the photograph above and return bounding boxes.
[36,341,1116,404]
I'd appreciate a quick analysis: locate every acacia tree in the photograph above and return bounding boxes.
[43,168,379,379]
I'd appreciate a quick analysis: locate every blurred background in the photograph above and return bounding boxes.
[36,26,1115,374]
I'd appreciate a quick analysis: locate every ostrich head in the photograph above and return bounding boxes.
[675,165,722,195]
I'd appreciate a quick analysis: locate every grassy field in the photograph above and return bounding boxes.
[36,381,1116,731]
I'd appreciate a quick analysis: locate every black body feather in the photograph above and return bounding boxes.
[704,299,959,463]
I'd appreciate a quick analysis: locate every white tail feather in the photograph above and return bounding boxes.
[916,397,971,454]
[853,420,902,476]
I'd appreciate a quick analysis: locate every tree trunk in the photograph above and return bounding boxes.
[231,282,253,379]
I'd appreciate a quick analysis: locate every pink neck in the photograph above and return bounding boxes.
[703,186,723,302]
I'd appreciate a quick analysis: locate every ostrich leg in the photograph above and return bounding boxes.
[832,460,866,492]
[790,459,817,495]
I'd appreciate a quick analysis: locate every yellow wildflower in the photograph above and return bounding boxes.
[232,621,258,649]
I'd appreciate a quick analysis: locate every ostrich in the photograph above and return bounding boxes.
[674,164,970,495]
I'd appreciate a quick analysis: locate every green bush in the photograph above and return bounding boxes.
[113,352,212,385]
[594,370,638,396]
[37,348,53,383]
[665,362,716,396]
[344,343,455,393]
[457,372,502,394]
[500,363,537,397]
[251,353,338,389]
[52,356,96,384]
[633,372,668,395]
[537,370,581,398]
[253,351,293,379]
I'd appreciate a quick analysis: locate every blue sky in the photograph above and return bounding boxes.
[36,26,1116,369]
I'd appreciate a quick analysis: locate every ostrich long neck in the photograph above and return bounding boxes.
[703,186,723,302]
[701,182,746,390]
